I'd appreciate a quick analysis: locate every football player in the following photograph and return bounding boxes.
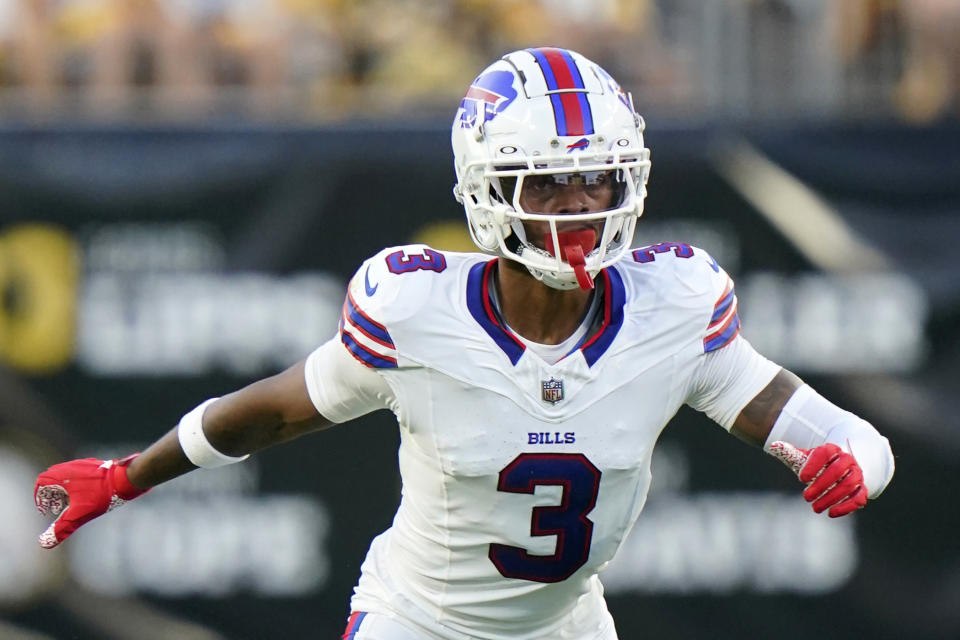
[35,48,894,639]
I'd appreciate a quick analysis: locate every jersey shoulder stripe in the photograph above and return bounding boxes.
[618,242,743,355]
[709,277,735,327]
[341,612,367,639]
[340,289,398,369]
[339,245,486,369]
[703,274,741,352]
[344,288,394,348]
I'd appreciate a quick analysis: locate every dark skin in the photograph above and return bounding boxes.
[126,175,803,489]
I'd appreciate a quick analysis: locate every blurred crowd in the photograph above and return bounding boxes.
[0,0,957,124]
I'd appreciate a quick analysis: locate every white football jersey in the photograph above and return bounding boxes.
[305,243,779,639]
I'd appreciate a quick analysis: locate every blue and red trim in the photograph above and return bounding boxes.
[704,279,741,352]
[709,284,735,327]
[344,290,394,349]
[466,260,625,367]
[578,267,626,367]
[467,260,526,365]
[340,330,398,369]
[341,612,367,639]
[527,47,594,137]
[340,290,398,369]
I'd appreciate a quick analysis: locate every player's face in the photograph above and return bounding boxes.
[518,170,616,214]
[517,171,617,250]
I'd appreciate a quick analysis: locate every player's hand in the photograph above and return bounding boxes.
[34,454,148,549]
[768,441,867,517]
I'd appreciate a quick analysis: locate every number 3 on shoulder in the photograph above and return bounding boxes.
[631,242,694,263]
[386,249,447,274]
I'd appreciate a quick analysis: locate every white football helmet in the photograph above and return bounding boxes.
[452,47,651,290]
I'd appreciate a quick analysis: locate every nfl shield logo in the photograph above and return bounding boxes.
[541,378,564,404]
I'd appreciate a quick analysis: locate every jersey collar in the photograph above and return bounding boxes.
[466,259,626,367]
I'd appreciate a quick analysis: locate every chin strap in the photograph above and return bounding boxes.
[546,230,596,290]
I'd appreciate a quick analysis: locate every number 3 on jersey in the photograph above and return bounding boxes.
[489,453,601,583]
[385,248,447,274]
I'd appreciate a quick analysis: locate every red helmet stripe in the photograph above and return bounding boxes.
[540,47,581,90]
[528,47,594,136]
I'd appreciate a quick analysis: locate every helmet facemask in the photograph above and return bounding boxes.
[461,150,649,290]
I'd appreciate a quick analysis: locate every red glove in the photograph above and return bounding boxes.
[34,454,148,549]
[768,441,868,517]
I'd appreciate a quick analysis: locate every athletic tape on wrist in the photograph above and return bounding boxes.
[177,398,250,469]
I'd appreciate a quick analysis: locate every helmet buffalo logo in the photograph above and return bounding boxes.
[457,70,518,129]
[596,66,630,109]
[566,138,590,153]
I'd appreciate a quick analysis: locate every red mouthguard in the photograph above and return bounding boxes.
[545,230,596,290]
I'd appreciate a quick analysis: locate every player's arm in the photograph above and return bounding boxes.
[36,251,403,548]
[126,359,332,490]
[728,368,803,446]
[687,252,893,516]
[688,337,895,518]
[33,359,335,549]
[739,368,894,517]
[35,324,396,549]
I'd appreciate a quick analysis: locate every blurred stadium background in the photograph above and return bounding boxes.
[0,1,957,638]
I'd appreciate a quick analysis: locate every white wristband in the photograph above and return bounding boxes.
[177,398,250,469]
